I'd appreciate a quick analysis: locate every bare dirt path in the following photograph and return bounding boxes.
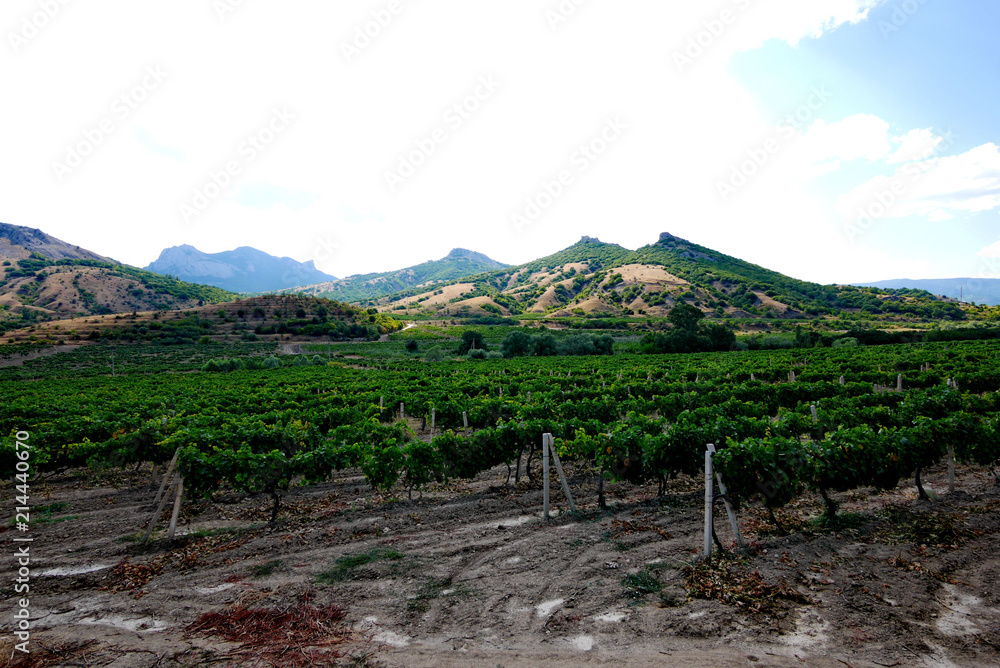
[1,462,998,667]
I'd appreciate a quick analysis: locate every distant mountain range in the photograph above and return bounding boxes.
[289,248,509,303]
[856,278,1000,306]
[145,245,338,293]
[1,219,993,341]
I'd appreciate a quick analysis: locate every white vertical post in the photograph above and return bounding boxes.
[431,408,436,435]
[811,404,818,423]
[897,374,904,392]
[400,402,405,420]
[543,433,551,520]
[704,450,713,559]
[462,411,468,430]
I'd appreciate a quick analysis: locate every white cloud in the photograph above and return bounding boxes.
[729,0,886,51]
[837,142,1000,223]
[790,114,893,179]
[887,128,944,164]
[0,0,941,285]
[978,241,1000,258]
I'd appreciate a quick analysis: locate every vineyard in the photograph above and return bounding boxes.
[2,332,1000,666]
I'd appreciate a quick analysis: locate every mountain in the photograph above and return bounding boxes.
[290,248,508,303]
[856,278,1000,307]
[0,223,235,334]
[145,245,338,293]
[380,233,973,324]
[0,222,114,263]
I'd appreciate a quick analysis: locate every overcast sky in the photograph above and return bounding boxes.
[3,0,999,284]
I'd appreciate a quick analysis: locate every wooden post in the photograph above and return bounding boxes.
[380,396,384,413]
[167,476,184,539]
[149,449,181,513]
[548,434,576,512]
[142,476,177,542]
[839,376,845,385]
[430,409,436,435]
[750,373,755,381]
[462,412,468,430]
[543,434,551,520]
[704,450,713,559]
[400,402,405,420]
[707,444,746,552]
[897,374,903,392]
[811,404,818,423]
[948,444,956,493]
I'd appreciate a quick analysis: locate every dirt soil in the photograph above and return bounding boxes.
[2,459,999,667]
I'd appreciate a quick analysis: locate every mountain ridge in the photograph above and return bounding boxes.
[145,245,338,293]
[288,247,509,303]
[376,232,976,324]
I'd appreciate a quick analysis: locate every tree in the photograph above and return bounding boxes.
[533,334,559,357]
[668,303,704,333]
[457,330,486,355]
[500,331,532,358]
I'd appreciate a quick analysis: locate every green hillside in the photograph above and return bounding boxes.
[0,254,237,335]
[380,233,983,325]
[289,248,507,304]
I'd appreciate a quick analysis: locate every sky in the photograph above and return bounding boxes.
[2,0,999,284]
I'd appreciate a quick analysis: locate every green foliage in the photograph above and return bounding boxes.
[457,330,486,355]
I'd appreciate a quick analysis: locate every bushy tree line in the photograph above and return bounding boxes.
[640,304,736,354]
[499,331,614,358]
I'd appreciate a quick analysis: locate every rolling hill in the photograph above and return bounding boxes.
[289,248,508,303]
[380,233,976,324]
[0,223,236,335]
[145,245,338,293]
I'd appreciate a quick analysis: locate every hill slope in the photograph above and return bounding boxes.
[0,222,114,263]
[291,248,508,303]
[857,278,1000,307]
[381,233,972,323]
[145,245,338,293]
[0,294,400,345]
[0,223,237,334]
